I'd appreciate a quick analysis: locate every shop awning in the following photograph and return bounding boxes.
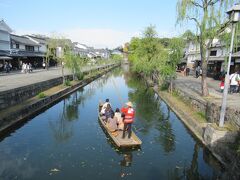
[0,56,12,60]
[208,56,225,61]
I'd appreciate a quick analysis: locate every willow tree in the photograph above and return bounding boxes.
[64,51,87,81]
[176,0,235,96]
[167,37,185,93]
[45,37,58,70]
[131,25,165,76]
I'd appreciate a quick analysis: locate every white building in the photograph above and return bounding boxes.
[0,20,13,69]
[25,35,48,53]
[184,37,240,78]
[185,40,201,69]
[73,42,110,59]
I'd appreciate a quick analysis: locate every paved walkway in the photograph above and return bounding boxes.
[175,74,240,109]
[0,65,111,92]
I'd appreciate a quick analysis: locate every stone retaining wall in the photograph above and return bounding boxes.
[173,83,240,129]
[0,64,115,110]
[0,64,119,132]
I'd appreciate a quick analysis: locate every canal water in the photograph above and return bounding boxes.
[0,66,223,180]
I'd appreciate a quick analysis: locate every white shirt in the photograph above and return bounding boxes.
[101,102,111,114]
[230,73,240,86]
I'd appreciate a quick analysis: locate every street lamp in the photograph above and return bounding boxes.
[219,4,240,127]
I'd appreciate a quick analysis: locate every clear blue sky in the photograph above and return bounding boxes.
[0,0,190,48]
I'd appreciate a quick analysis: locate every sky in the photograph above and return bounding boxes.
[0,0,192,48]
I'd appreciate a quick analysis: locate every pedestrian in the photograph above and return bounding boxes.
[229,71,240,93]
[196,65,200,78]
[29,63,33,72]
[0,63,3,71]
[9,63,12,71]
[121,101,135,139]
[219,79,224,93]
[22,63,26,73]
[34,61,37,69]
[4,62,10,73]
[42,62,46,69]
[26,63,30,73]
[186,67,190,76]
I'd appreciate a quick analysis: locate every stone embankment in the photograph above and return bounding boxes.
[144,76,240,179]
[0,65,117,110]
[0,63,120,132]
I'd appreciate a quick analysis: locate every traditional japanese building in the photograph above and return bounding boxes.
[0,20,12,71]
[10,34,45,69]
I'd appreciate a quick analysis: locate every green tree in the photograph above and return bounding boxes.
[111,54,123,62]
[45,37,58,70]
[166,37,185,93]
[64,51,87,81]
[176,0,235,96]
[181,30,196,42]
[130,25,168,77]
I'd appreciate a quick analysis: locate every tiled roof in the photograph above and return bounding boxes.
[11,34,39,46]
[26,35,48,44]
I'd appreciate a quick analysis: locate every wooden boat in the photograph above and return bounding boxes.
[98,104,142,148]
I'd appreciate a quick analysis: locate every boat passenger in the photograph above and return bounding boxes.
[107,114,118,132]
[114,108,124,130]
[121,102,135,138]
[103,104,114,122]
[101,98,111,115]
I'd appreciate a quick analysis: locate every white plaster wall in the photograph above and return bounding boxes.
[0,31,10,50]
[39,45,46,52]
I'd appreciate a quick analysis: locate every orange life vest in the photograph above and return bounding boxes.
[121,107,135,124]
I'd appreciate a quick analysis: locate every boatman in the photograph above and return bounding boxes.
[121,102,135,139]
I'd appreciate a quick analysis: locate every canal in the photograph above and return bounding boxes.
[0,66,223,179]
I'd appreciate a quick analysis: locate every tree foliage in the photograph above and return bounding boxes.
[128,25,184,90]
[176,0,235,96]
[129,25,168,76]
[64,51,87,80]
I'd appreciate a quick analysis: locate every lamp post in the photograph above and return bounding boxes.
[219,4,240,127]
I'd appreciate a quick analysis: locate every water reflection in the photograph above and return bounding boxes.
[98,116,139,179]
[48,72,113,143]
[125,74,176,153]
[120,151,133,178]
[49,99,74,142]
[0,67,224,179]
[124,71,222,178]
[0,149,37,179]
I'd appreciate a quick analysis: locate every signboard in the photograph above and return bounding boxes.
[56,47,63,58]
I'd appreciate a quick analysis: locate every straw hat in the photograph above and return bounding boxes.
[126,101,133,107]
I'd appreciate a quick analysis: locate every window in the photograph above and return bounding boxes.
[210,50,217,56]
[25,45,34,51]
[16,44,19,49]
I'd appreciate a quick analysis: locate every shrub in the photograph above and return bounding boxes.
[37,92,46,99]
[64,79,71,86]
[76,72,84,80]
[196,111,206,119]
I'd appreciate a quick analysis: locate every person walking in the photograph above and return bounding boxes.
[229,71,240,93]
[121,102,135,139]
[42,62,46,69]
[186,67,190,76]
[196,65,200,78]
